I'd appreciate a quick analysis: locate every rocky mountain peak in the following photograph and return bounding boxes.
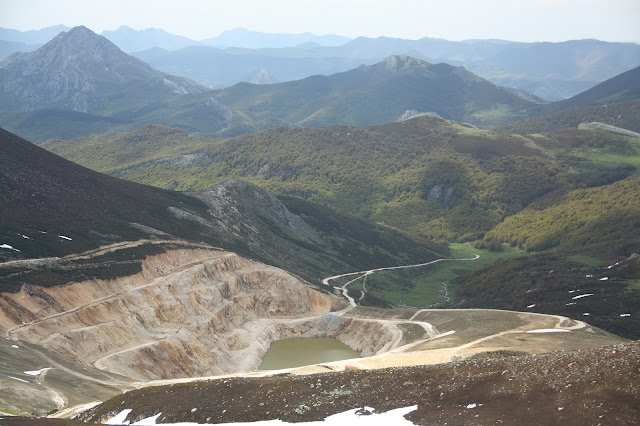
[0,25,205,113]
[382,54,431,72]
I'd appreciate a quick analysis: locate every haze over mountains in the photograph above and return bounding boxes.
[3,25,639,143]
[2,25,639,100]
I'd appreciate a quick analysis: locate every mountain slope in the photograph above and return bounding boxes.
[213,55,535,131]
[81,341,640,425]
[48,116,590,242]
[542,65,640,113]
[0,26,237,141]
[481,176,640,254]
[498,98,640,134]
[0,26,205,114]
[0,127,445,286]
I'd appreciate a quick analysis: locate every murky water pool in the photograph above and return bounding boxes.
[258,337,360,370]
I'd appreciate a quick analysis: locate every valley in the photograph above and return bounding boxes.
[0,15,639,425]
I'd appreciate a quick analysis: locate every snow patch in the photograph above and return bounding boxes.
[599,277,609,281]
[526,304,536,308]
[583,313,590,316]
[11,345,19,349]
[620,313,631,317]
[24,368,50,376]
[0,244,19,252]
[572,293,594,300]
[466,403,477,409]
[106,409,132,425]
[59,235,72,241]
[8,376,29,383]
[526,329,570,334]
[133,412,162,425]
[20,234,31,240]
[115,405,419,425]
[566,302,576,306]
[585,275,593,278]
[433,330,456,339]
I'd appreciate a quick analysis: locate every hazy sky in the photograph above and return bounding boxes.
[1,0,639,42]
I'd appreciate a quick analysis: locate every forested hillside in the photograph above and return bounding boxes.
[42,115,639,244]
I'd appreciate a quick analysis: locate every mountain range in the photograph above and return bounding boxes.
[131,36,640,100]
[2,25,639,101]
[0,27,537,140]
[1,20,640,423]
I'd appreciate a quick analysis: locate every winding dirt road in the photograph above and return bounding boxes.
[322,254,480,307]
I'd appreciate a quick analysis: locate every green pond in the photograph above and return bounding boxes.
[258,337,361,370]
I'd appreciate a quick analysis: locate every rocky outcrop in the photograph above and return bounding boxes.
[578,121,640,138]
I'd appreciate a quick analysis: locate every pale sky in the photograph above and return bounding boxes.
[1,0,639,42]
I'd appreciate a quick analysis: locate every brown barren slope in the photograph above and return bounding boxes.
[80,340,640,425]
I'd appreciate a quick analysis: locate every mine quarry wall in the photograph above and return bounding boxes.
[0,248,400,380]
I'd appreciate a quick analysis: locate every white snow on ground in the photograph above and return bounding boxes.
[572,293,594,300]
[20,234,30,240]
[0,244,19,252]
[432,330,456,339]
[607,262,621,269]
[599,277,609,281]
[466,403,477,409]
[620,314,631,317]
[106,409,132,425]
[586,275,593,278]
[24,368,50,376]
[108,406,419,426]
[59,235,72,241]
[526,329,570,334]
[568,290,576,293]
[566,302,576,306]
[7,376,29,383]
[527,304,536,308]
[583,313,590,316]
[11,345,19,349]
[133,413,161,425]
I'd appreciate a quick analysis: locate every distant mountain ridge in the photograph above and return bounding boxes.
[2,25,638,99]
[1,26,639,142]
[0,25,70,44]
[130,34,640,99]
[212,54,536,132]
[201,27,351,49]
[101,26,201,53]
[0,26,205,113]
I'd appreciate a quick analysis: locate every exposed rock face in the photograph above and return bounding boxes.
[0,248,337,379]
[244,68,278,85]
[0,26,205,113]
[578,121,640,138]
[0,247,414,380]
[397,110,443,122]
[427,184,456,208]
